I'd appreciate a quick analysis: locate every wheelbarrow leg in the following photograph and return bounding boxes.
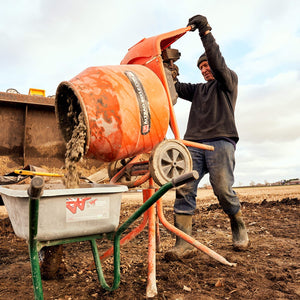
[28,234,43,300]
[28,177,45,300]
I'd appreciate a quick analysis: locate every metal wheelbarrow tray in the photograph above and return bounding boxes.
[0,182,128,241]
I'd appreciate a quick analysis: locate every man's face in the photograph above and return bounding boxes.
[199,61,215,81]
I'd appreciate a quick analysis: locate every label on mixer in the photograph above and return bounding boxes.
[124,70,151,135]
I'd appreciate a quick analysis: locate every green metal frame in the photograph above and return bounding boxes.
[28,180,176,300]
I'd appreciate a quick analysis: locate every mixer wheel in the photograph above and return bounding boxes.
[149,139,193,186]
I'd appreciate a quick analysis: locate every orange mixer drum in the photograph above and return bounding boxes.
[55,65,169,162]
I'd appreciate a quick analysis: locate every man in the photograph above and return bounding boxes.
[165,15,249,261]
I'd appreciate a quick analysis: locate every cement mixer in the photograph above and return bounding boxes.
[55,26,214,187]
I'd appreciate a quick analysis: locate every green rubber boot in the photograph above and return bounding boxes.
[164,214,197,261]
[229,210,250,251]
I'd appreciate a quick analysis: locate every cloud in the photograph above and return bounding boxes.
[235,137,300,185]
[233,69,300,184]
[237,71,300,143]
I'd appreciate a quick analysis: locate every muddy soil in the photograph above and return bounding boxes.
[0,185,299,300]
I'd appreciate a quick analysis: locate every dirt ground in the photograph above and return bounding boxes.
[0,181,299,300]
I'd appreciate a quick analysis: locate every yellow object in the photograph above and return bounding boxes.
[14,170,63,177]
[28,88,45,97]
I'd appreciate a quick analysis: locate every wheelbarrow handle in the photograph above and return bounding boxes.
[171,170,199,187]
[28,176,44,199]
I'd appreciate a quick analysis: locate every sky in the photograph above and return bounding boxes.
[0,0,299,187]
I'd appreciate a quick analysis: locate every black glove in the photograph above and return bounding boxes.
[187,15,212,37]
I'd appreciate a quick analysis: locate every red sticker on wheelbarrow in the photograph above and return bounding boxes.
[65,196,109,222]
[124,70,151,135]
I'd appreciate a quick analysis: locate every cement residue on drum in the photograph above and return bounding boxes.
[64,112,87,188]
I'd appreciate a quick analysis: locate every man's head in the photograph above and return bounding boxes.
[197,53,215,81]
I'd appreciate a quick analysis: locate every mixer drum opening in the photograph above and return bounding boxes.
[55,81,89,155]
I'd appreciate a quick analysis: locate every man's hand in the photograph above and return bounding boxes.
[187,15,212,37]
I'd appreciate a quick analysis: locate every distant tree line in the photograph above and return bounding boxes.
[201,178,299,189]
[249,178,300,187]
[280,178,300,185]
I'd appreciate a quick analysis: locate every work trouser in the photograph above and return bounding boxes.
[174,139,240,216]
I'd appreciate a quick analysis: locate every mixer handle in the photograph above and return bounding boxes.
[189,24,197,32]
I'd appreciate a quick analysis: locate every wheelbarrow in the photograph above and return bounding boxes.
[0,171,200,299]
[55,25,214,188]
